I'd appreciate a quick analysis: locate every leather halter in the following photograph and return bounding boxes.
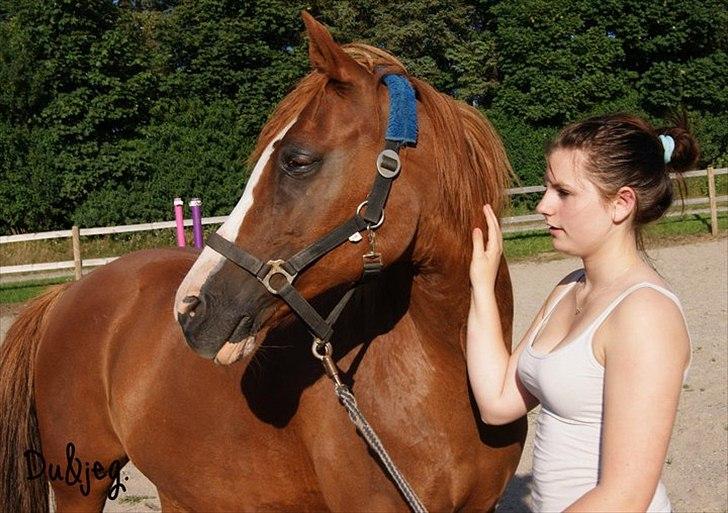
[206,75,415,346]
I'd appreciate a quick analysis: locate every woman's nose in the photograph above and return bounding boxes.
[536,194,550,215]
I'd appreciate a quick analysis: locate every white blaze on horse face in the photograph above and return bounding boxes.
[174,119,297,317]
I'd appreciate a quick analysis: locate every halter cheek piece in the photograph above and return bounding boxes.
[204,74,428,513]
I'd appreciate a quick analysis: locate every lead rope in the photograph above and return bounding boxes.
[313,338,428,513]
[311,253,428,513]
[333,384,428,513]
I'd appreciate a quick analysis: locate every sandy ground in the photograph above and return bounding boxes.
[1,237,726,512]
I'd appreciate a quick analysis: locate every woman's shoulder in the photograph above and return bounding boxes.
[617,269,682,312]
[611,285,684,324]
[601,282,690,365]
[608,266,686,331]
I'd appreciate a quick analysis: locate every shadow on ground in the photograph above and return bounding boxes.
[496,473,533,512]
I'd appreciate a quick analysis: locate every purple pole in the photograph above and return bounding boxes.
[190,198,203,249]
[174,197,186,247]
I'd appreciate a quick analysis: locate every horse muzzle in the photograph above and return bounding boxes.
[176,278,273,365]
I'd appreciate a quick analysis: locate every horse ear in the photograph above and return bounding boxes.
[301,11,368,85]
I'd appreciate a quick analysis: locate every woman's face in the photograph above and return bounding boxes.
[536,148,614,257]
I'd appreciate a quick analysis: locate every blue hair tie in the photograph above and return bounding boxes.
[658,135,675,164]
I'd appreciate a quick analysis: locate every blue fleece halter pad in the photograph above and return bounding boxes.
[382,74,418,145]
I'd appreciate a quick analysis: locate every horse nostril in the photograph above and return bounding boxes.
[178,295,207,333]
[180,295,202,316]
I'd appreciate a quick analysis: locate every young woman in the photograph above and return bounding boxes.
[467,114,699,512]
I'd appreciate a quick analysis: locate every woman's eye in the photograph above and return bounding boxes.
[543,183,568,197]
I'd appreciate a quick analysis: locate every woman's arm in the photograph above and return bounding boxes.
[564,288,690,512]
[466,204,541,425]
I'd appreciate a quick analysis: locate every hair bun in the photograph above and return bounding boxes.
[659,114,700,174]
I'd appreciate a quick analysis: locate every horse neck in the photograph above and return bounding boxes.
[331,255,470,361]
[410,262,471,351]
[361,257,471,361]
[409,212,473,339]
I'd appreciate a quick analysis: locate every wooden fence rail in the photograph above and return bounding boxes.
[1,167,725,279]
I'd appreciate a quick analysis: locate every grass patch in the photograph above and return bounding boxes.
[0,229,185,267]
[1,225,222,268]
[0,276,72,304]
[504,230,557,260]
[643,211,728,243]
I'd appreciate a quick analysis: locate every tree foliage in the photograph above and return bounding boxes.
[1,0,725,234]
[314,0,498,104]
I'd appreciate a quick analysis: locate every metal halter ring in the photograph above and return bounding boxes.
[311,338,333,361]
[260,259,297,295]
[356,201,385,229]
[376,149,401,178]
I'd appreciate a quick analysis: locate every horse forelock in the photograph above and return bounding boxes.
[249,43,512,253]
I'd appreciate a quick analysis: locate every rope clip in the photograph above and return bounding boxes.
[312,337,344,387]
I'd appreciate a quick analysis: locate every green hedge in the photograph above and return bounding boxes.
[1,0,726,234]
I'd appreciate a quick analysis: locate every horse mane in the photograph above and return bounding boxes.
[250,43,512,244]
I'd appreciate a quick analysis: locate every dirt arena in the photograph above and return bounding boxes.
[1,237,725,512]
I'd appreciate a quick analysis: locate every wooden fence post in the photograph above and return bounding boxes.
[707,166,718,236]
[72,225,82,280]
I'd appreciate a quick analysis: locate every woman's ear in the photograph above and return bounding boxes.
[612,186,637,224]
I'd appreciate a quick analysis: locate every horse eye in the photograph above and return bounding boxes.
[279,146,321,176]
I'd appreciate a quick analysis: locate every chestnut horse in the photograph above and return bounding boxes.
[0,13,525,513]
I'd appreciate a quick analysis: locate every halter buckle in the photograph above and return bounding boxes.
[376,149,401,178]
[260,259,297,295]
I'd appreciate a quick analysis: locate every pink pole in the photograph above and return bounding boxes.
[174,197,186,247]
[190,198,204,249]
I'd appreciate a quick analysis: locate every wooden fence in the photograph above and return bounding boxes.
[1,167,725,280]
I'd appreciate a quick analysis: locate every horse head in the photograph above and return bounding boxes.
[174,12,511,365]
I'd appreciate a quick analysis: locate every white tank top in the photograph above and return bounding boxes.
[517,273,689,512]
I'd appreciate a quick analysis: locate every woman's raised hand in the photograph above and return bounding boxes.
[470,204,503,292]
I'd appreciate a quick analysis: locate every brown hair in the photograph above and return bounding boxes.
[549,113,699,249]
